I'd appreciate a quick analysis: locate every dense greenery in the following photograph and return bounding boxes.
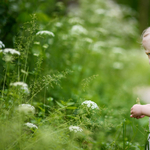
[0,0,150,149]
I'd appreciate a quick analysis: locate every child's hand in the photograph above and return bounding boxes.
[130,114,145,119]
[130,104,145,119]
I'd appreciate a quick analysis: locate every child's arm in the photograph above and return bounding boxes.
[130,104,150,119]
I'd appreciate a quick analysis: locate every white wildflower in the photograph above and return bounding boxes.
[36,30,55,37]
[69,125,83,133]
[69,17,84,24]
[55,22,62,27]
[84,38,93,43]
[10,82,29,94]
[82,100,99,109]
[112,62,123,69]
[43,44,49,49]
[95,9,105,15]
[105,0,123,18]
[107,6,123,18]
[93,41,105,52]
[34,41,40,45]
[71,25,87,35]
[21,86,30,94]
[0,41,5,49]
[0,48,20,55]
[18,104,35,115]
[112,47,124,54]
[25,122,38,129]
[10,82,27,87]
[33,53,39,57]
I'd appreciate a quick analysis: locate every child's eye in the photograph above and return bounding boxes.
[148,53,150,55]
[144,33,149,37]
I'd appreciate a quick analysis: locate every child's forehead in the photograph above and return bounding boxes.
[145,27,150,33]
[143,27,150,37]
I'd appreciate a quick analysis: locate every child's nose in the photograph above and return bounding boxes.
[149,59,150,64]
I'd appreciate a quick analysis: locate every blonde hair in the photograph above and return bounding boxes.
[141,27,150,39]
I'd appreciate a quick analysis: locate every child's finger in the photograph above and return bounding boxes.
[139,115,145,118]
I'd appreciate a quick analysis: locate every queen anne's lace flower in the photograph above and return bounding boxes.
[0,48,20,55]
[112,62,123,70]
[0,41,5,49]
[36,30,55,37]
[71,25,87,35]
[10,82,29,94]
[81,100,99,109]
[69,126,83,133]
[25,122,38,129]
[18,104,35,115]
[10,82,27,87]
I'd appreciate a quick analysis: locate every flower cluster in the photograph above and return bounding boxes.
[112,62,123,70]
[10,82,28,87]
[0,48,20,55]
[71,25,87,35]
[19,105,37,130]
[18,104,35,115]
[69,126,83,133]
[36,30,55,37]
[81,100,99,109]
[10,82,29,94]
[0,41,5,49]
[25,122,38,129]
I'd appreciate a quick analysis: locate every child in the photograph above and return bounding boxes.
[130,27,150,150]
[130,27,150,119]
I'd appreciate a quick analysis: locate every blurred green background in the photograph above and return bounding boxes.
[0,0,150,149]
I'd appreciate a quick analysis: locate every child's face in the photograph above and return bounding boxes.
[144,49,150,64]
[142,28,150,64]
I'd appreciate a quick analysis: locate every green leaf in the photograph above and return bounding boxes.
[55,100,65,108]
[66,102,75,106]
[66,106,77,110]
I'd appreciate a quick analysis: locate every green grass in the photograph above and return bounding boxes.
[0,0,150,149]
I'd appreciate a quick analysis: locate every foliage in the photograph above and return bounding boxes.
[0,0,150,149]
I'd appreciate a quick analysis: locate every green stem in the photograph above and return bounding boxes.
[2,64,8,98]
[123,119,126,150]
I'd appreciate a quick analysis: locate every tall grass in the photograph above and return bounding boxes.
[0,0,150,149]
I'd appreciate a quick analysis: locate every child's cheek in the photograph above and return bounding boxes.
[143,42,150,50]
[143,35,150,49]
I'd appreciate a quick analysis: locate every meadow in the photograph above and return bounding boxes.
[1,0,150,149]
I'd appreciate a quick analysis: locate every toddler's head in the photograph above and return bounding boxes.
[142,27,150,64]
[142,27,150,50]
